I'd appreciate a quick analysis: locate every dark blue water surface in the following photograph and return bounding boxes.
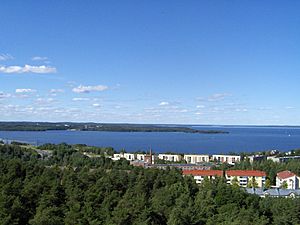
[1,126,300,154]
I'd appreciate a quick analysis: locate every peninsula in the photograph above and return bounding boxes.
[0,122,228,134]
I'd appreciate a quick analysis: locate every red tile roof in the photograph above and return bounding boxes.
[182,170,223,176]
[277,170,296,180]
[226,170,266,177]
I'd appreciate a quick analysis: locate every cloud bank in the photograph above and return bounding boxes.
[31,56,48,61]
[0,65,56,74]
[0,54,13,61]
[72,85,108,93]
[15,89,36,93]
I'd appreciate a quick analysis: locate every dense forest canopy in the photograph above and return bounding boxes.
[0,143,300,225]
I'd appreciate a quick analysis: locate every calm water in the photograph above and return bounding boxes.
[1,126,300,154]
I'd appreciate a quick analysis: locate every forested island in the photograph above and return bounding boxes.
[1,142,300,225]
[0,122,228,134]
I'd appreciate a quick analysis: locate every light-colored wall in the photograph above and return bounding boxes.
[184,154,210,164]
[112,153,122,160]
[212,155,241,165]
[136,154,146,161]
[226,175,265,188]
[193,175,217,184]
[276,176,300,189]
[123,153,135,161]
[113,153,135,161]
[267,156,280,163]
[158,154,182,162]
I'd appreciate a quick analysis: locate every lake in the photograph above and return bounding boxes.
[1,125,300,154]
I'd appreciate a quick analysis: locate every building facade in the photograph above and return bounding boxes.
[149,163,212,170]
[158,154,182,162]
[184,154,210,164]
[226,170,266,188]
[212,155,241,165]
[136,154,146,161]
[112,153,135,161]
[276,170,300,189]
[268,156,300,163]
[182,170,223,184]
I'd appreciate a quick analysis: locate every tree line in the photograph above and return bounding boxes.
[0,144,300,225]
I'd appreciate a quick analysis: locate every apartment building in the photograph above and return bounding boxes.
[184,154,210,164]
[212,154,241,165]
[136,154,146,161]
[158,154,182,162]
[276,170,300,189]
[112,153,135,161]
[226,170,266,188]
[182,170,223,184]
[268,156,300,163]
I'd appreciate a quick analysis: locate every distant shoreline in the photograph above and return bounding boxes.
[0,122,229,134]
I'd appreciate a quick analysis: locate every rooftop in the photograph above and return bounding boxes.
[277,170,297,179]
[246,188,300,197]
[226,170,266,177]
[182,170,223,176]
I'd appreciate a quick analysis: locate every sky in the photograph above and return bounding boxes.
[0,1,300,125]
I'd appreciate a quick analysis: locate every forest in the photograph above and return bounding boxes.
[0,143,300,225]
[0,122,228,134]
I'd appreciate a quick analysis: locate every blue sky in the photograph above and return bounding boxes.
[0,1,300,125]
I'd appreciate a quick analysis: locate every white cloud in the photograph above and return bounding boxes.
[72,97,90,101]
[31,56,48,61]
[235,108,248,112]
[72,85,108,93]
[92,103,101,107]
[208,93,231,102]
[36,97,55,104]
[0,65,56,74]
[15,89,36,93]
[179,109,188,113]
[257,107,272,111]
[197,93,231,102]
[196,105,205,108]
[0,92,11,98]
[50,89,64,94]
[159,101,169,106]
[285,106,295,110]
[0,54,13,61]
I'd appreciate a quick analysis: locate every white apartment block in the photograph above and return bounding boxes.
[136,154,146,161]
[158,154,182,162]
[184,154,210,164]
[123,153,135,161]
[212,154,241,165]
[112,153,122,160]
[276,170,300,189]
[112,153,135,161]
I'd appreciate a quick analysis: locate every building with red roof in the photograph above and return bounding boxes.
[183,169,267,187]
[225,170,266,188]
[276,170,300,189]
[226,170,266,177]
[182,170,223,184]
